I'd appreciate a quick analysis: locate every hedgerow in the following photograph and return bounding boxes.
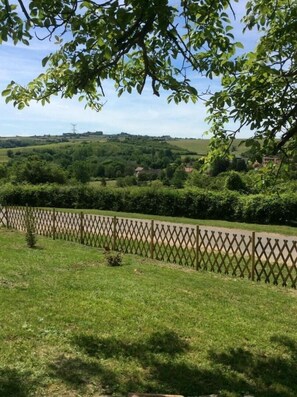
[0,183,296,225]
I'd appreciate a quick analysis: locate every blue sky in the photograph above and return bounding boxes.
[0,1,259,138]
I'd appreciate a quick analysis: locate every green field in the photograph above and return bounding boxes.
[88,179,118,188]
[0,228,296,397]
[0,151,7,163]
[0,135,247,164]
[0,143,74,163]
[0,135,107,163]
[168,138,248,156]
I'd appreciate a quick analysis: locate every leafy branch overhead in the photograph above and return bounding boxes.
[0,0,296,158]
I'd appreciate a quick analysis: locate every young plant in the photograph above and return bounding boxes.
[25,206,37,248]
[104,247,122,267]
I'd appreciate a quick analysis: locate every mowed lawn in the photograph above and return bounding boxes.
[0,229,296,397]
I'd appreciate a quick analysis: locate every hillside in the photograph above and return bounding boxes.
[0,133,250,164]
[0,132,107,163]
[0,133,193,184]
[168,138,248,156]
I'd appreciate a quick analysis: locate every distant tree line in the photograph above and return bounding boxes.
[0,137,68,149]
[1,135,296,195]
[2,138,189,184]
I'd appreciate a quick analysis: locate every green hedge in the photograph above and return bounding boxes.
[239,194,297,224]
[0,184,296,225]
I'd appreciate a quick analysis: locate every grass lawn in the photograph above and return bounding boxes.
[0,228,296,397]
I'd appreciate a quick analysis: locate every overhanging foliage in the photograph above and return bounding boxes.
[0,0,296,158]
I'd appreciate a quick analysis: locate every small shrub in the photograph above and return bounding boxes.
[225,171,247,192]
[104,249,122,267]
[25,206,37,248]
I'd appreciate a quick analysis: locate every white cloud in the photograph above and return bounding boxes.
[0,44,211,137]
[0,90,209,137]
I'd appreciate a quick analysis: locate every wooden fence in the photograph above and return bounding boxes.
[0,205,296,288]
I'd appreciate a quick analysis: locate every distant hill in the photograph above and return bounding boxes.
[0,133,192,184]
[167,138,248,157]
[0,132,107,163]
[0,133,249,164]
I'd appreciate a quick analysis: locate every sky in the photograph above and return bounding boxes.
[0,1,260,138]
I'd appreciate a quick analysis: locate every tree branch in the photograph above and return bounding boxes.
[276,122,297,152]
[17,0,30,21]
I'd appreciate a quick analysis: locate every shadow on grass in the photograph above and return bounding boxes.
[49,332,297,397]
[209,334,297,397]
[28,245,44,251]
[48,356,117,393]
[73,330,189,361]
[0,368,34,397]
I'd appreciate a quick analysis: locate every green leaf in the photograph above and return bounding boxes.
[17,102,25,110]
[235,42,244,49]
[42,56,49,67]
[2,89,11,97]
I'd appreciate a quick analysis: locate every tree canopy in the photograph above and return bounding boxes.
[1,0,296,159]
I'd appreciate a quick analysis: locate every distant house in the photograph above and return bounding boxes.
[252,156,281,169]
[134,167,162,180]
[135,167,144,177]
[252,160,262,169]
[262,156,281,166]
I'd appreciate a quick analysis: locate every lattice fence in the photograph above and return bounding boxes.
[0,206,6,227]
[154,223,197,267]
[255,237,297,287]
[116,217,151,257]
[84,214,114,249]
[198,229,252,278]
[0,206,296,288]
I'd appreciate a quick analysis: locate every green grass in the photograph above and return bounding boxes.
[0,149,8,163]
[168,138,248,156]
[88,179,117,188]
[54,229,297,288]
[54,207,297,237]
[0,228,297,397]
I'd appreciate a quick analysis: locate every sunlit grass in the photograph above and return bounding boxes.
[0,228,296,397]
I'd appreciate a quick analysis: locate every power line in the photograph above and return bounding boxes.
[71,124,77,134]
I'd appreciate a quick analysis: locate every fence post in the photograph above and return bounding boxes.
[150,220,155,259]
[251,231,256,281]
[52,208,56,240]
[80,212,84,244]
[4,206,9,229]
[24,203,29,233]
[196,225,200,271]
[112,216,117,250]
